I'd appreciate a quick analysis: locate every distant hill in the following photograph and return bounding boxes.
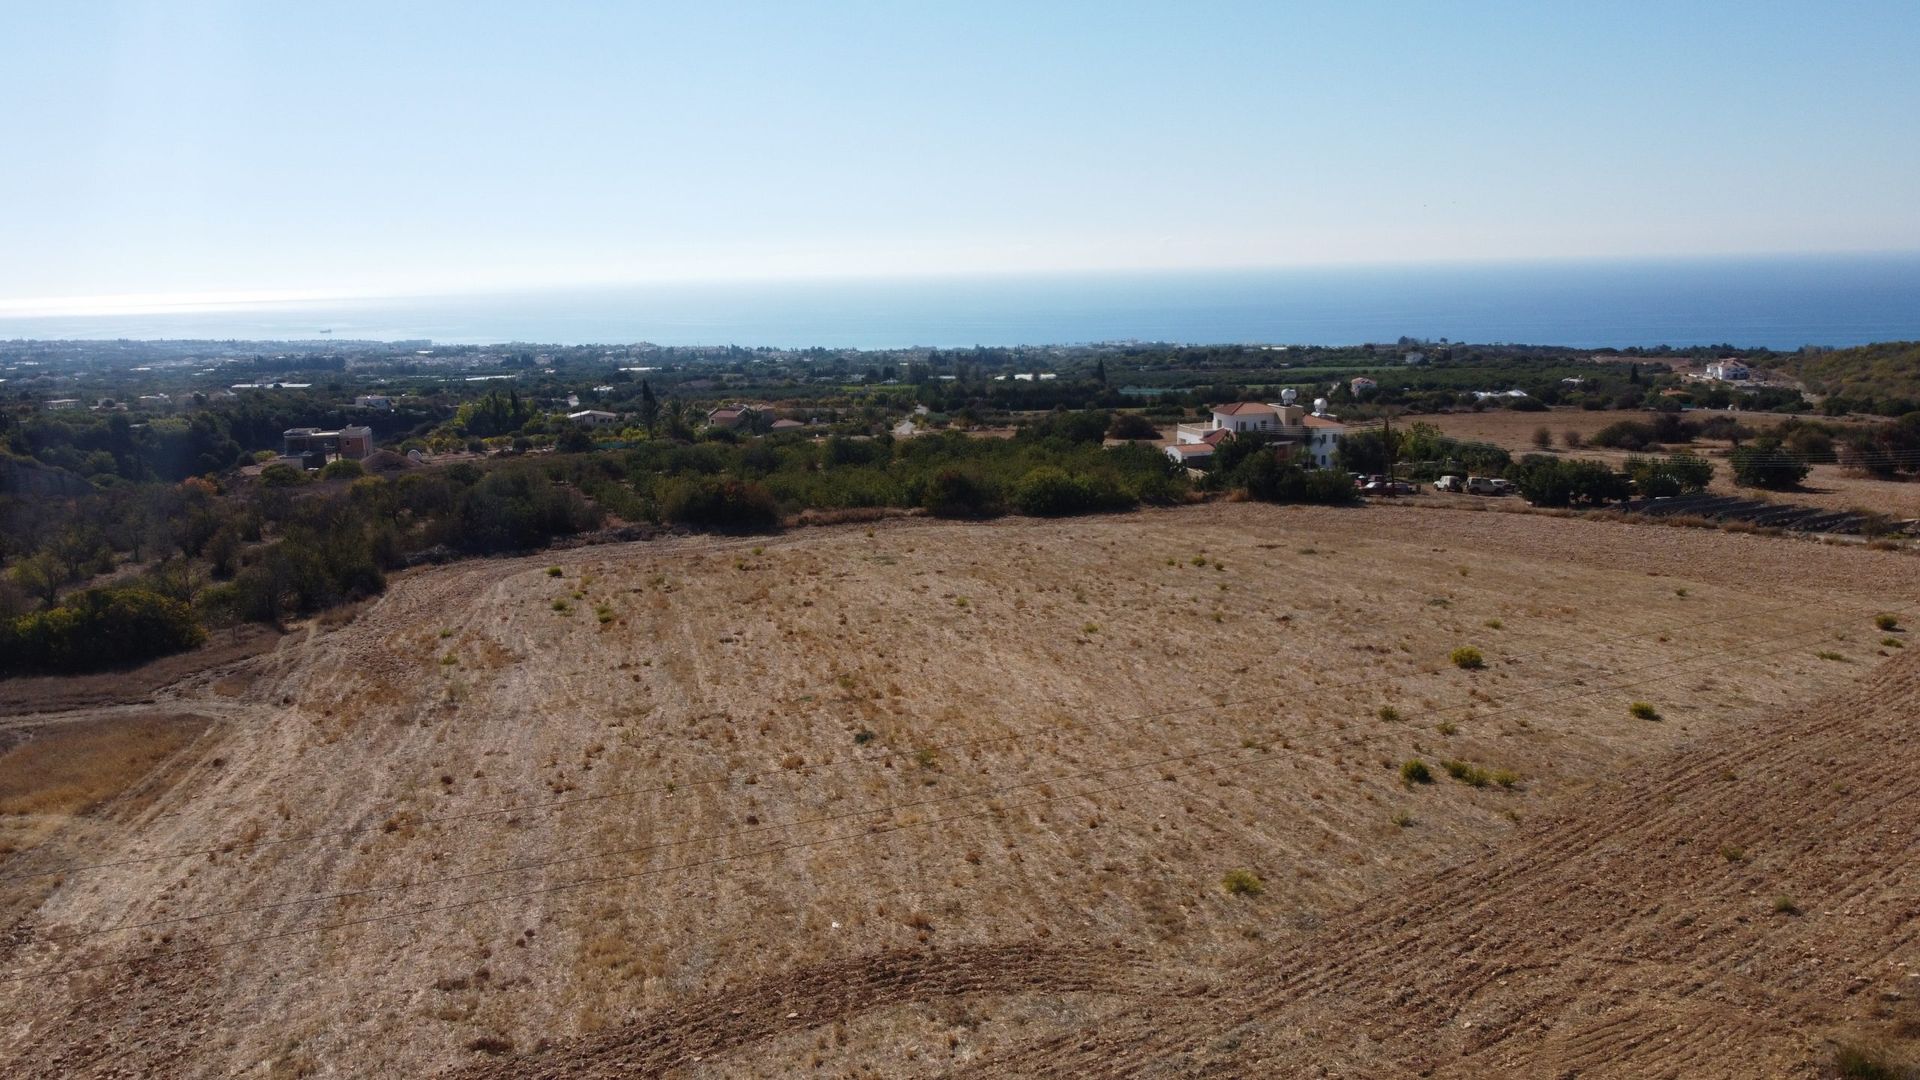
[1772,341,1920,415]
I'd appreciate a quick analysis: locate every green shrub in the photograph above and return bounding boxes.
[1628,701,1660,720]
[923,468,1002,518]
[658,475,781,532]
[1011,466,1134,516]
[1391,810,1414,828]
[320,458,366,481]
[1,587,206,677]
[1874,613,1900,632]
[1730,441,1810,489]
[1450,646,1485,670]
[259,462,306,487]
[1441,759,1490,787]
[1376,705,1403,723]
[1221,868,1264,896]
[546,566,563,577]
[1400,759,1433,785]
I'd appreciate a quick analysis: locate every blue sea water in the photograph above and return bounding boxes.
[4,254,1918,350]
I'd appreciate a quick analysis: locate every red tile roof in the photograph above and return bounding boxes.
[1212,402,1276,416]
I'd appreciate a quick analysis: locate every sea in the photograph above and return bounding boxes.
[4,253,1918,350]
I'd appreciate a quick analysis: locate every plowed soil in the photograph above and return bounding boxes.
[0,503,1912,1078]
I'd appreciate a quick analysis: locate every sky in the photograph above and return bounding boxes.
[3,1,1919,312]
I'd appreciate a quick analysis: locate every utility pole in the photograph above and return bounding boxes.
[1383,410,1396,492]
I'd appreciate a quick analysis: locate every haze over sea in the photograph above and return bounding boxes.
[5,254,1918,351]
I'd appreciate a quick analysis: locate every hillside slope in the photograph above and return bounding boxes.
[0,504,1911,1078]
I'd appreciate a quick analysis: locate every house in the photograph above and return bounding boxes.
[1302,414,1347,470]
[1404,351,1427,366]
[567,409,619,428]
[707,406,747,429]
[354,394,393,410]
[44,398,81,411]
[1706,359,1751,381]
[1170,400,1345,470]
[1181,402,1285,439]
[282,425,374,462]
[1350,376,1378,395]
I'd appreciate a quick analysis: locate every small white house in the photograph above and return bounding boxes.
[1350,376,1378,395]
[1706,359,1751,381]
[567,409,620,428]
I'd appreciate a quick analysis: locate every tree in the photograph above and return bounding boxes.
[1507,455,1630,507]
[1730,441,1810,489]
[1531,426,1553,449]
[1626,453,1714,497]
[639,380,660,436]
[10,551,64,608]
[1106,413,1160,440]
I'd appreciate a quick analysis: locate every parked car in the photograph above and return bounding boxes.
[1490,478,1516,495]
[1362,479,1415,495]
[1434,475,1465,492]
[1465,476,1502,495]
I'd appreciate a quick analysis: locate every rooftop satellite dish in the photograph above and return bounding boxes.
[1312,397,1329,415]
[1280,388,1297,405]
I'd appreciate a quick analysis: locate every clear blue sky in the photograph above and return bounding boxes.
[4,1,1918,311]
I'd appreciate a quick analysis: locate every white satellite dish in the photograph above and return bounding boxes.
[1280,388,1297,405]
[1312,397,1329,415]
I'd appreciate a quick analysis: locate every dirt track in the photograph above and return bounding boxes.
[0,503,1912,1078]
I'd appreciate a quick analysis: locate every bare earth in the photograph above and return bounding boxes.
[0,504,1914,1078]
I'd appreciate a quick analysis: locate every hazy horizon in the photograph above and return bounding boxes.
[6,253,1917,351]
[5,2,1919,307]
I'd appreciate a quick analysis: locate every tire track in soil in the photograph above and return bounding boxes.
[445,941,1155,1079]
[955,649,1920,1078]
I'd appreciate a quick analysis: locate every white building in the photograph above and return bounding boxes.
[1350,376,1378,395]
[1706,359,1751,381]
[1171,401,1345,469]
[355,394,394,410]
[567,409,620,428]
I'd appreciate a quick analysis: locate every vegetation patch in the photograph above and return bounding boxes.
[1221,868,1264,897]
[1449,646,1485,670]
[1400,759,1433,785]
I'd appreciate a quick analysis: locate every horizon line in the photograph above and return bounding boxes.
[5,247,1920,321]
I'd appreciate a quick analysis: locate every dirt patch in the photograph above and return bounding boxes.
[0,624,281,717]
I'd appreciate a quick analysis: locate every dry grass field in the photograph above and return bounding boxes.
[0,503,1913,1078]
